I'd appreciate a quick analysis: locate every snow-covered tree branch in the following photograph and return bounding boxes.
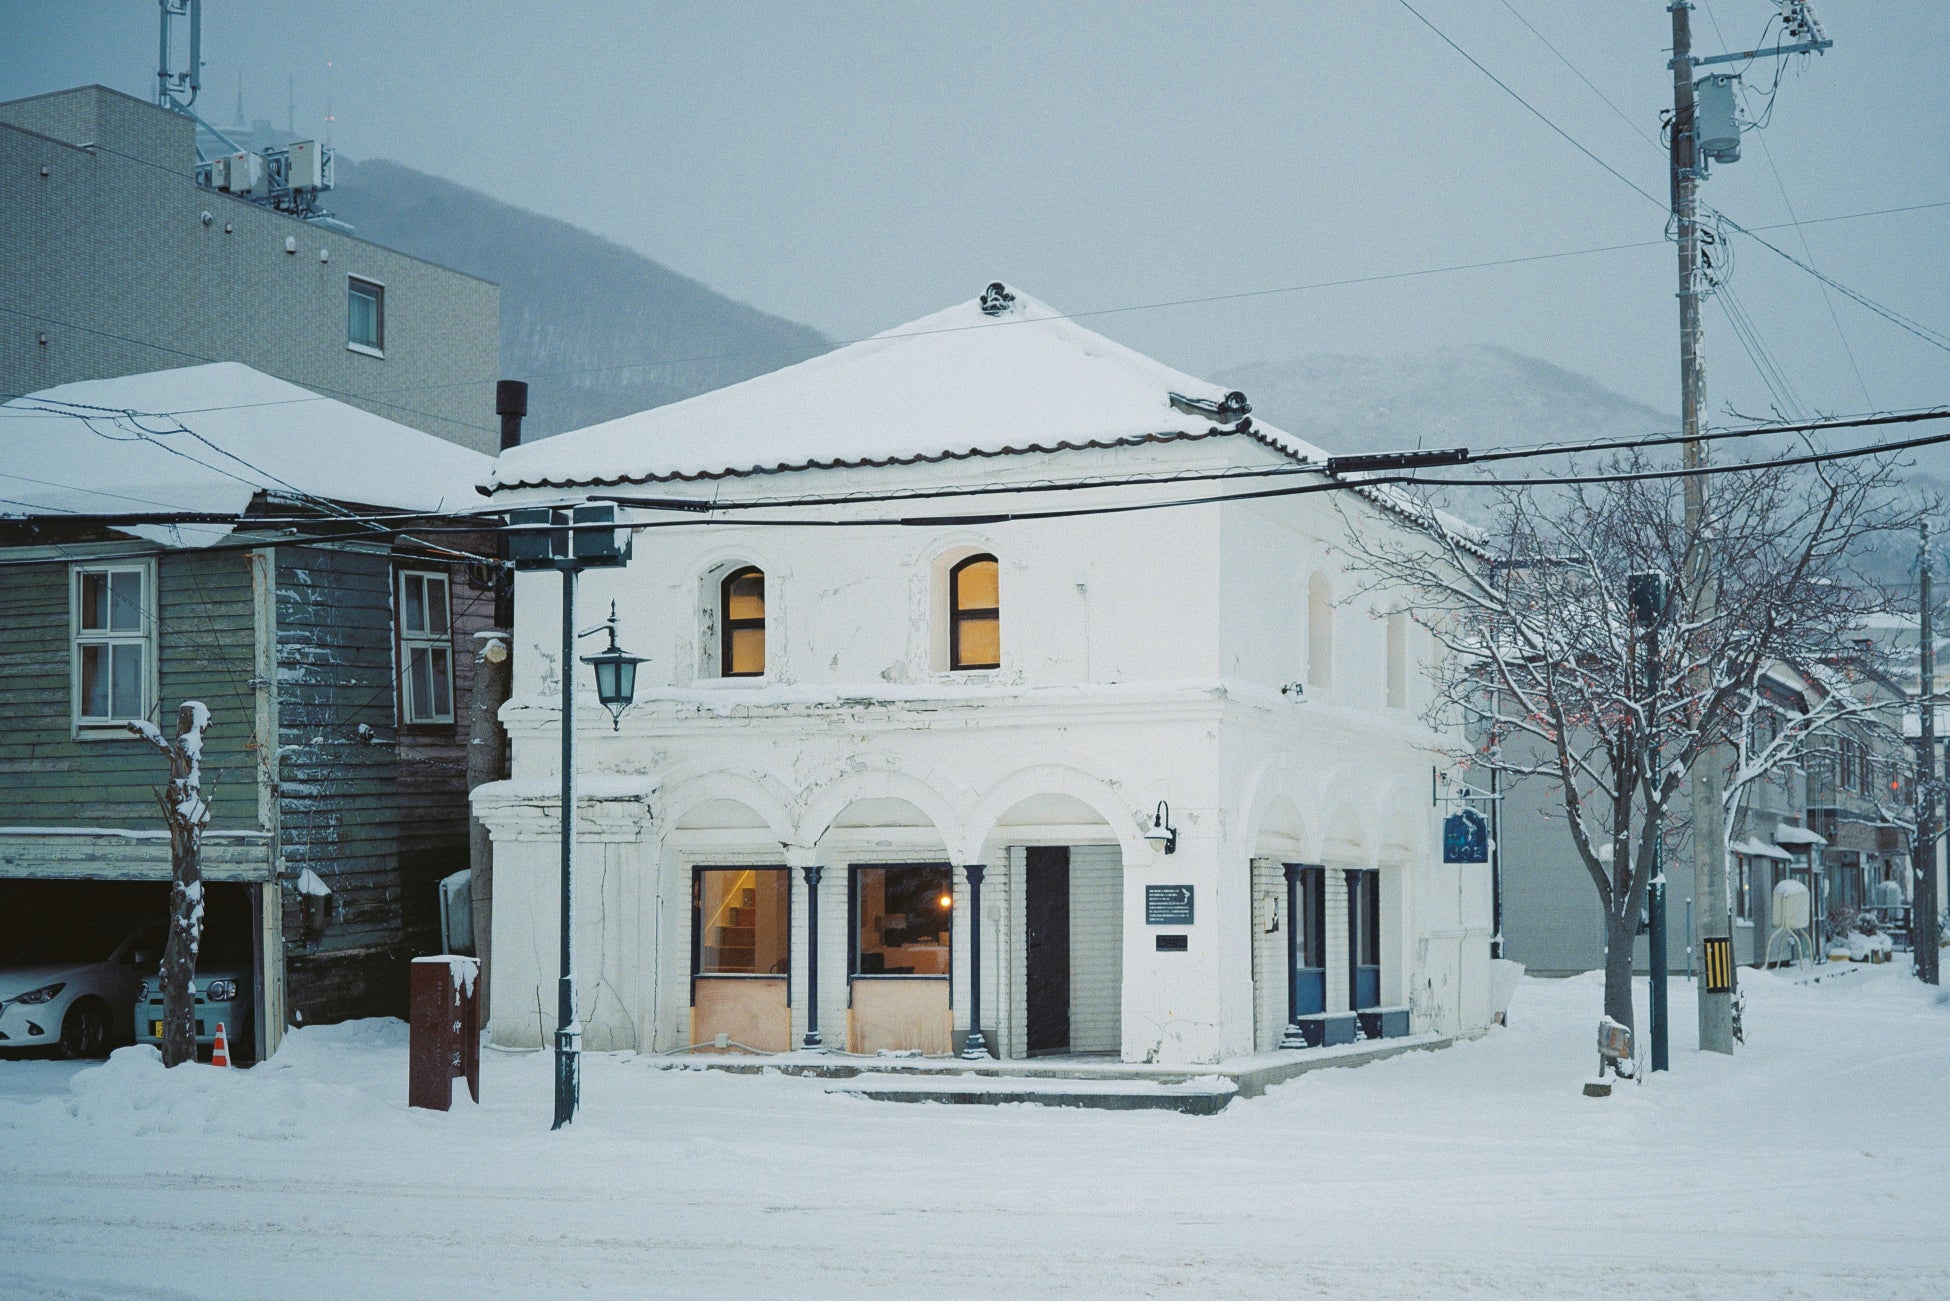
[130,701,213,1069]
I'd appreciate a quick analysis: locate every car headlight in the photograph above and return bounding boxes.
[12,982,65,1005]
[203,979,236,1002]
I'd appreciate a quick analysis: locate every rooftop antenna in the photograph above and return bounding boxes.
[155,0,203,110]
[233,72,245,128]
[323,59,336,148]
[287,74,295,134]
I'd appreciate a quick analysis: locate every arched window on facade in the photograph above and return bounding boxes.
[949,553,1000,670]
[1385,612,1408,709]
[1306,572,1334,690]
[721,566,766,677]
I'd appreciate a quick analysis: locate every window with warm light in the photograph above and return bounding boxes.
[693,868,790,975]
[949,554,999,670]
[720,566,765,677]
[851,865,952,976]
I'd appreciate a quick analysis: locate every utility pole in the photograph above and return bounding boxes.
[1917,523,1941,984]
[1669,0,1731,1057]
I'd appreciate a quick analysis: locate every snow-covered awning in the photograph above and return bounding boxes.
[0,363,492,545]
[1731,836,1793,861]
[1773,825,1828,848]
[488,283,1330,490]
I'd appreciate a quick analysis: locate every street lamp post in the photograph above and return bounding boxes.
[509,505,638,1130]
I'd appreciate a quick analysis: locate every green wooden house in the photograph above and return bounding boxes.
[0,364,497,1058]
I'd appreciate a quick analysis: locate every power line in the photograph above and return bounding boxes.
[1395,0,1667,211]
[1496,0,1662,152]
[0,302,500,437]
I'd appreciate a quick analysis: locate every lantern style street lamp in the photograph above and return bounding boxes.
[580,602,646,730]
[507,504,638,1129]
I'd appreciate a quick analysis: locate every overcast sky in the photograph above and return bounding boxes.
[4,1,1947,421]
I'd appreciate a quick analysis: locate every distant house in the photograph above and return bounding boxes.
[1498,657,1911,976]
[473,284,1497,1067]
[0,364,495,1057]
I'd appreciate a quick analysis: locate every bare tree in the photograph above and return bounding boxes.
[129,702,213,1068]
[1340,453,1917,1035]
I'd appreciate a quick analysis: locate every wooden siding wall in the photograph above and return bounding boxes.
[276,545,478,1025]
[0,551,258,829]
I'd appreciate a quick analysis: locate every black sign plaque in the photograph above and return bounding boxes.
[1145,884,1194,926]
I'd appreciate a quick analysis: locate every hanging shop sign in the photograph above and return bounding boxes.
[1443,809,1489,864]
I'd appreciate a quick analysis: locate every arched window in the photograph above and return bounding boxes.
[1306,573,1333,689]
[949,554,1000,670]
[720,566,765,677]
[1385,613,1408,709]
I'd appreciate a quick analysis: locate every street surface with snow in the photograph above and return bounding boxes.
[2,966,1945,1298]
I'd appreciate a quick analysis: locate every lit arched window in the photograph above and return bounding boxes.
[721,566,765,676]
[1385,613,1408,709]
[950,554,1000,670]
[1306,573,1333,689]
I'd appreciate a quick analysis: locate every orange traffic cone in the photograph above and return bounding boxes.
[211,1022,231,1068]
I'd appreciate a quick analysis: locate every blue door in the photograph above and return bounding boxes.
[1291,865,1326,1016]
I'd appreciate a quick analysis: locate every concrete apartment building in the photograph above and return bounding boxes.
[0,84,498,452]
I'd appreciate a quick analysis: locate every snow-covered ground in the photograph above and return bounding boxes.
[2,966,1945,1299]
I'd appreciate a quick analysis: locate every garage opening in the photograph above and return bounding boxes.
[0,879,263,1061]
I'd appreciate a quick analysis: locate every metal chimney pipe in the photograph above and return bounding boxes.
[495,379,529,451]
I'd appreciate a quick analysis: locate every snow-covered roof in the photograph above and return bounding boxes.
[490,284,1328,490]
[1773,825,1828,847]
[0,363,492,546]
[1732,836,1793,861]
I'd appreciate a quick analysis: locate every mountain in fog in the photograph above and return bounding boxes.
[326,157,832,439]
[1217,345,1674,456]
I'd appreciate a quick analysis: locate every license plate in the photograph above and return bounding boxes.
[150,1020,163,1038]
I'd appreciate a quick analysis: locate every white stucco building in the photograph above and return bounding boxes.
[472,284,1493,1067]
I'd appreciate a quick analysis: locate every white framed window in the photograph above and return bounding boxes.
[71,559,157,731]
[398,569,454,724]
[348,276,385,355]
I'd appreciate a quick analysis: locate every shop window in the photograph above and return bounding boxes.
[72,560,156,728]
[348,277,384,353]
[851,865,952,976]
[398,569,454,724]
[949,554,999,670]
[1735,857,1754,923]
[720,566,766,677]
[1307,573,1334,689]
[693,868,790,975]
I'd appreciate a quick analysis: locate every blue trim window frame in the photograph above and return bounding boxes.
[1346,868,1381,1011]
[1289,864,1327,1016]
[847,863,954,1001]
[690,865,792,1007]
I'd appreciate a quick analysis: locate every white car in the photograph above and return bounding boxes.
[0,922,163,1058]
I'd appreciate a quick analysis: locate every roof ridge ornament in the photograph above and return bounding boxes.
[1168,389,1252,428]
[978,282,1017,316]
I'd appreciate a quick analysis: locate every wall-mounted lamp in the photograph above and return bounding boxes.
[1143,800,1178,854]
[1280,681,1307,700]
